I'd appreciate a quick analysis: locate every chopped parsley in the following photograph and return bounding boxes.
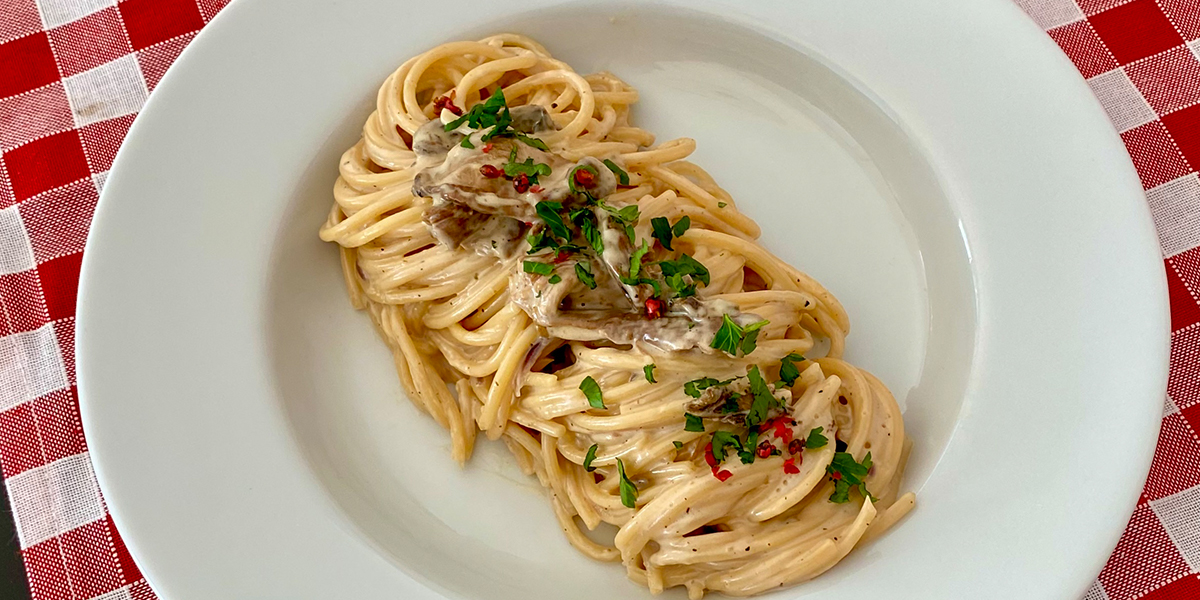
[580,376,604,409]
[442,88,547,151]
[584,444,599,472]
[574,261,596,289]
[523,261,554,277]
[684,412,705,432]
[548,274,562,284]
[534,201,571,240]
[672,440,684,450]
[827,451,875,504]
[651,216,692,251]
[683,376,735,398]
[460,137,475,149]
[717,202,727,208]
[628,239,650,279]
[514,132,549,151]
[711,315,769,357]
[737,430,760,464]
[778,353,805,387]
[710,431,742,462]
[643,363,657,383]
[617,459,638,508]
[574,210,604,254]
[744,365,778,429]
[504,146,551,182]
[603,159,629,185]
[602,202,640,225]
[659,253,709,298]
[805,426,828,449]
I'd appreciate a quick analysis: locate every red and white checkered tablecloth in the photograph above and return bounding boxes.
[0,0,1197,598]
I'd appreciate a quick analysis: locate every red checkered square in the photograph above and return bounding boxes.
[131,580,156,599]
[118,0,204,51]
[37,253,82,321]
[47,6,134,78]
[1048,19,1119,79]
[0,0,43,45]
[1167,258,1200,330]
[1167,321,1200,411]
[61,519,124,598]
[0,270,48,336]
[79,113,135,173]
[198,0,231,23]
[19,177,99,263]
[0,33,62,99]
[1145,413,1200,500]
[1121,120,1193,188]
[1143,574,1200,599]
[1127,46,1200,114]
[0,82,74,152]
[137,31,195,92]
[22,536,72,600]
[0,403,42,478]
[53,318,75,387]
[1089,0,1185,65]
[105,514,142,584]
[1078,0,1137,16]
[1161,0,1200,41]
[2,130,90,202]
[1099,504,1191,600]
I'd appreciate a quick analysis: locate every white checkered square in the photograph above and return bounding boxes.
[1151,483,1200,570]
[0,206,36,276]
[92,170,107,194]
[1082,578,1110,600]
[0,324,68,411]
[36,0,114,29]
[1014,0,1085,29]
[1189,38,1200,63]
[1146,173,1200,257]
[1166,394,1181,417]
[63,55,148,128]
[7,452,105,548]
[90,585,133,600]
[1088,68,1158,133]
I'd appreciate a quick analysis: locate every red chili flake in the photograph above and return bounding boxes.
[479,87,491,100]
[433,95,463,116]
[480,143,493,153]
[830,471,842,480]
[839,397,848,405]
[714,469,733,482]
[529,185,543,194]
[394,124,413,149]
[788,439,803,454]
[703,443,717,468]
[523,221,533,228]
[644,298,664,319]
[554,250,571,263]
[783,459,799,475]
[479,164,503,179]
[758,417,777,434]
[573,166,598,189]
[756,441,773,459]
[513,173,531,193]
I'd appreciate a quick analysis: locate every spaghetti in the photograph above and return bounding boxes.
[320,34,915,598]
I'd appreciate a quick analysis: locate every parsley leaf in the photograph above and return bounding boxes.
[548,274,562,284]
[659,254,710,298]
[504,146,552,182]
[672,440,684,450]
[779,353,804,387]
[717,202,727,208]
[738,430,760,464]
[580,376,604,409]
[460,137,475,149]
[671,216,691,238]
[575,262,596,289]
[745,365,777,429]
[523,261,554,277]
[514,132,548,151]
[684,413,705,432]
[651,217,675,251]
[683,376,735,398]
[617,459,638,508]
[643,364,656,383]
[602,159,629,185]
[584,444,599,472]
[535,201,570,240]
[443,86,510,132]
[740,319,769,355]
[602,202,640,225]
[826,451,874,504]
[575,210,604,254]
[710,431,742,462]
[805,426,828,449]
[711,314,743,355]
[628,239,650,279]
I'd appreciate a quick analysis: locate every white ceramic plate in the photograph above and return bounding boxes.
[76,1,1170,598]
